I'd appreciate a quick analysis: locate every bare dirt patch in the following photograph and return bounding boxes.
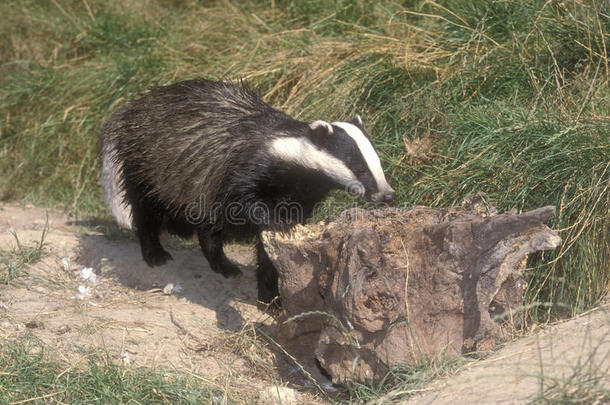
[0,203,324,404]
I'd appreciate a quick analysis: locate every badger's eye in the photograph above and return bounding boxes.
[353,166,368,178]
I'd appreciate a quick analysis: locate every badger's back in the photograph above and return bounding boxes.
[100,79,301,227]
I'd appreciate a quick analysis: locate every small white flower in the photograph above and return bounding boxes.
[162,283,182,295]
[74,285,92,300]
[78,285,91,295]
[61,257,71,271]
[121,352,131,365]
[163,283,174,295]
[79,267,97,283]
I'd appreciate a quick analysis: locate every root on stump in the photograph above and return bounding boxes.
[261,195,562,385]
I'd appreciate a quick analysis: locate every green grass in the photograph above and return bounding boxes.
[0,0,608,399]
[343,355,471,403]
[0,335,223,404]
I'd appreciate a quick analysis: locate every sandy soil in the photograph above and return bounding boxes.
[0,203,326,404]
[404,300,609,404]
[0,203,608,404]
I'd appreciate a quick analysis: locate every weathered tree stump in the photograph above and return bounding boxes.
[261,195,562,385]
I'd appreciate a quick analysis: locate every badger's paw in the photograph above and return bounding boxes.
[216,259,243,279]
[143,248,173,267]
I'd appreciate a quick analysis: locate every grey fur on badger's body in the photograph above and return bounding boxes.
[100,79,394,304]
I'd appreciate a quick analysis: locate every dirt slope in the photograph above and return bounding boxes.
[404,300,609,404]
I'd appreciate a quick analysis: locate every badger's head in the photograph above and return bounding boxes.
[270,115,395,205]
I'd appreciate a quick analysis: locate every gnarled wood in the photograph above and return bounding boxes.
[262,195,561,384]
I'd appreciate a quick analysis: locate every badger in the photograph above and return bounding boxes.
[99,79,394,304]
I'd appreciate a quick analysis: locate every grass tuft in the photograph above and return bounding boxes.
[344,355,470,404]
[531,339,610,404]
[0,335,223,404]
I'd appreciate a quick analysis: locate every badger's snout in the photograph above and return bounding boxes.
[371,187,395,205]
[382,189,395,204]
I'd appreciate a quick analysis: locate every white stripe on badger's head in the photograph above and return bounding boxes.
[331,121,395,204]
[269,136,364,192]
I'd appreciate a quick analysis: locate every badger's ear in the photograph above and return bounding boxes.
[351,114,363,127]
[308,120,333,142]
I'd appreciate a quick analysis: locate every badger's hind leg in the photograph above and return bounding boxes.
[197,229,242,278]
[132,196,173,267]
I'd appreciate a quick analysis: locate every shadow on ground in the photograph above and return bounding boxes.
[76,223,260,331]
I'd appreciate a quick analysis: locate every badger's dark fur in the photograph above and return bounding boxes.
[100,79,394,304]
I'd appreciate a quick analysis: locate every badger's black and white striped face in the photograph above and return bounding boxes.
[269,115,395,204]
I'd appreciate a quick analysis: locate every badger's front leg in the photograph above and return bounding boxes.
[256,235,280,306]
[197,229,242,278]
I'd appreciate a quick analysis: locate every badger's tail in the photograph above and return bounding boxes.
[101,139,133,229]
